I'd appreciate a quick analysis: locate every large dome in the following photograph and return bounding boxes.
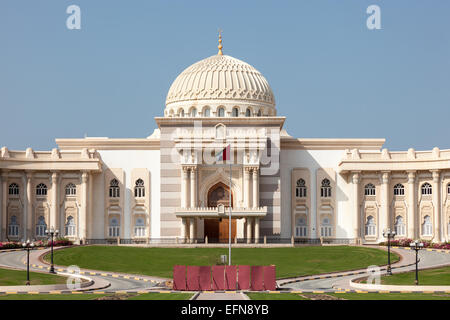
[164,54,276,117]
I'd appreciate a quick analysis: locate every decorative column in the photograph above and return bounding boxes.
[80,172,88,242]
[351,172,360,239]
[189,218,194,244]
[431,170,441,242]
[190,167,197,208]
[246,217,252,244]
[25,172,33,240]
[243,167,251,208]
[0,172,6,240]
[181,167,189,208]
[254,217,260,244]
[181,218,187,243]
[50,172,59,231]
[252,168,259,208]
[407,171,416,239]
[380,171,390,240]
[88,172,93,239]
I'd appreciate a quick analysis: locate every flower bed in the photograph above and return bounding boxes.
[379,238,450,250]
[0,238,73,250]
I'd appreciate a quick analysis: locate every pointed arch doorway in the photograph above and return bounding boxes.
[205,182,236,243]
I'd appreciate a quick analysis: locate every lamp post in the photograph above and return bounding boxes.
[382,228,396,275]
[45,227,59,273]
[22,239,35,285]
[409,240,424,285]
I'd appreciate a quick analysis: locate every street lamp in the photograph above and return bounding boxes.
[45,227,59,273]
[409,240,424,285]
[382,228,396,275]
[22,239,35,285]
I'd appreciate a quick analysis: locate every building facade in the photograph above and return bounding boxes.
[1,48,449,244]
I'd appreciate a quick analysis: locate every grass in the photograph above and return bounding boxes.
[0,268,67,286]
[45,246,398,279]
[0,292,193,300]
[378,266,450,286]
[248,292,450,300]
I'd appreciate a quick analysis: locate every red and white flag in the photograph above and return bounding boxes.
[216,144,231,162]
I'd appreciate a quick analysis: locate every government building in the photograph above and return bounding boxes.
[1,39,449,245]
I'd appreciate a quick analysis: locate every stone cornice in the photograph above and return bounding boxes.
[280,137,385,150]
[56,138,160,150]
[155,116,286,128]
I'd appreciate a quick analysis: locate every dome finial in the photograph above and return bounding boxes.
[217,29,223,55]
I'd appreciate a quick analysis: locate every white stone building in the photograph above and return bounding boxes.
[1,43,449,245]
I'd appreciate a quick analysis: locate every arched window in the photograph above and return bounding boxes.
[217,107,225,117]
[364,183,376,196]
[421,183,432,195]
[8,183,19,195]
[109,217,120,237]
[295,217,307,237]
[134,179,145,198]
[35,216,47,237]
[320,217,332,237]
[65,183,76,196]
[36,183,47,196]
[365,216,376,236]
[190,108,197,117]
[65,216,76,236]
[179,109,185,117]
[422,215,432,236]
[109,179,120,198]
[320,179,331,198]
[8,215,19,237]
[203,107,210,117]
[295,179,307,198]
[393,184,405,196]
[232,107,239,117]
[394,216,405,236]
[245,108,251,117]
[134,218,146,237]
[257,110,262,117]
[447,183,450,195]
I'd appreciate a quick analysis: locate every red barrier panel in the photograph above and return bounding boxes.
[212,265,225,290]
[199,266,211,291]
[251,266,264,291]
[187,266,200,291]
[225,265,237,290]
[238,265,250,290]
[173,265,186,291]
[263,265,276,291]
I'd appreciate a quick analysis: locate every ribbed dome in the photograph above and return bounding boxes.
[165,54,275,111]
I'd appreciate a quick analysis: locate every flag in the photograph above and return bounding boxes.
[216,144,231,162]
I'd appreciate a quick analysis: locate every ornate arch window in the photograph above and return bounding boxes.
[8,215,19,237]
[232,107,239,117]
[365,216,376,236]
[109,217,120,237]
[393,184,405,196]
[394,216,405,236]
[364,183,376,196]
[422,215,432,236]
[134,217,146,237]
[134,179,145,198]
[8,183,19,195]
[295,217,307,237]
[320,217,332,237]
[245,108,251,117]
[36,183,47,196]
[295,179,307,198]
[65,183,76,196]
[203,107,210,117]
[35,216,47,237]
[178,109,185,117]
[190,108,197,117]
[421,183,432,195]
[257,109,262,117]
[217,107,225,117]
[109,179,120,198]
[65,216,76,236]
[320,179,331,198]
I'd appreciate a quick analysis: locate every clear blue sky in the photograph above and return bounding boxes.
[1,1,449,151]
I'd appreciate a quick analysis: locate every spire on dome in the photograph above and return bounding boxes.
[218,29,223,55]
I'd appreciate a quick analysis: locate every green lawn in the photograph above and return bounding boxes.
[248,292,450,300]
[0,268,67,286]
[0,292,193,300]
[45,246,398,279]
[379,266,450,286]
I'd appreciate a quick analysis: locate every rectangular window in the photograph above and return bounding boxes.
[8,225,19,237]
[134,226,146,237]
[109,226,120,237]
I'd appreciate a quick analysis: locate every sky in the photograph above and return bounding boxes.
[1,0,449,151]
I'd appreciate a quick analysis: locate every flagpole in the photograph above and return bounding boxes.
[229,161,232,266]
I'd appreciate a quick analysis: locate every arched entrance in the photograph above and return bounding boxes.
[205,182,236,243]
